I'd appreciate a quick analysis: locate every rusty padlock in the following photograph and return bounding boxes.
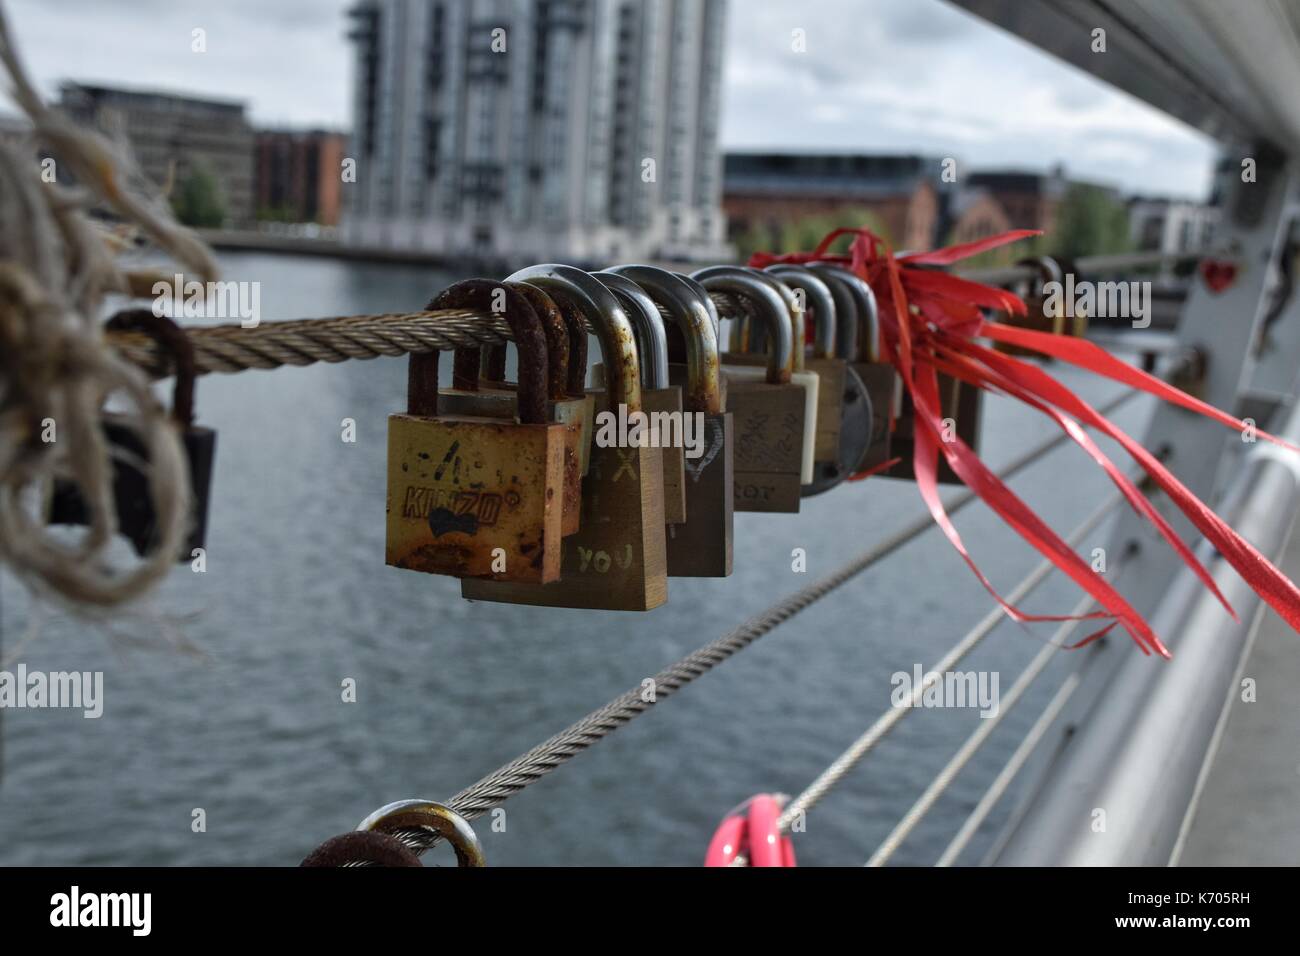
[808,262,897,474]
[592,270,687,526]
[611,265,733,577]
[437,282,586,536]
[47,309,216,561]
[692,266,810,513]
[386,279,566,582]
[462,264,667,611]
[763,264,873,496]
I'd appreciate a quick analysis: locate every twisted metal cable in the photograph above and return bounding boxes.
[105,296,766,378]
[107,308,508,376]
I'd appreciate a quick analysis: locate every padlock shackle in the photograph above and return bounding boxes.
[469,282,572,402]
[690,266,793,385]
[1014,255,1064,296]
[593,271,669,390]
[672,272,721,341]
[509,264,643,413]
[807,263,867,362]
[609,265,722,415]
[809,263,879,363]
[425,280,549,424]
[502,281,571,402]
[743,266,806,373]
[104,309,198,426]
[763,264,838,360]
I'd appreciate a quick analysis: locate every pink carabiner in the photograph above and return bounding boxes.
[704,814,746,867]
[704,794,797,867]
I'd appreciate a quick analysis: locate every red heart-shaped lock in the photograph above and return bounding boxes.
[1200,259,1238,294]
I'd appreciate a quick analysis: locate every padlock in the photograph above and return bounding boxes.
[592,270,687,526]
[994,256,1086,358]
[610,264,734,577]
[808,262,897,474]
[763,264,872,496]
[884,372,982,486]
[385,279,566,583]
[436,282,585,536]
[47,309,216,561]
[691,266,813,514]
[462,264,667,611]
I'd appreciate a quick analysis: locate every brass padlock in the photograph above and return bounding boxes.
[437,282,586,536]
[692,266,811,513]
[462,264,667,611]
[763,264,873,496]
[593,271,687,526]
[47,309,216,561]
[808,262,897,474]
[611,264,734,577]
[386,279,566,582]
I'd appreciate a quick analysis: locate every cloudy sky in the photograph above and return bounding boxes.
[5,0,1216,198]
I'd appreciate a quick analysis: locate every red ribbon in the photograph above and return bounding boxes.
[750,227,1300,657]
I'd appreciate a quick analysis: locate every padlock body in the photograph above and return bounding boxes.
[801,363,872,496]
[883,374,982,485]
[667,411,733,577]
[641,385,687,526]
[720,374,805,513]
[386,413,565,582]
[436,387,583,536]
[46,416,215,561]
[590,364,686,526]
[850,361,897,473]
[803,357,845,465]
[462,441,667,610]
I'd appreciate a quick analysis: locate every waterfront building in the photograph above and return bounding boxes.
[344,0,730,264]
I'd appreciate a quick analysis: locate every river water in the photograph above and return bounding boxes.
[0,251,1155,866]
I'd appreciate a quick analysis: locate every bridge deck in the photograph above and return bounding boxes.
[1179,529,1300,866]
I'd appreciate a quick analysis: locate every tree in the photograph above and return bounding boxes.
[1050,184,1131,259]
[171,167,226,228]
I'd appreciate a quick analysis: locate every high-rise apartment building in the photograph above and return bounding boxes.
[345,0,729,264]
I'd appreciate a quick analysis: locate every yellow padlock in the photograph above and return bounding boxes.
[385,279,566,583]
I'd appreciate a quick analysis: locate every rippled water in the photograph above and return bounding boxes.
[0,251,1155,866]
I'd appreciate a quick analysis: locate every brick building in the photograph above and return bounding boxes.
[723,152,945,252]
[255,130,347,225]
